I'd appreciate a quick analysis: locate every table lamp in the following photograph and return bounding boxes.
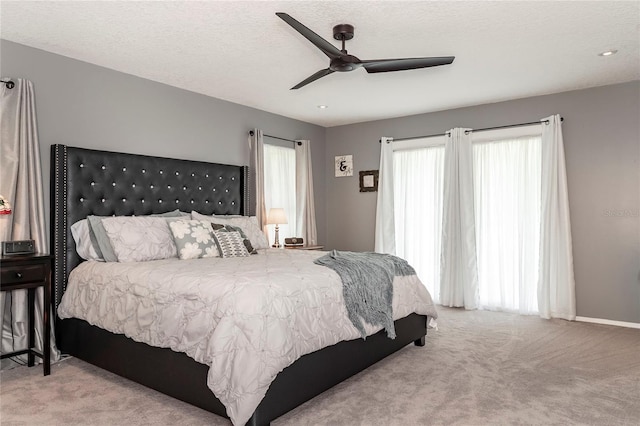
[267,208,288,248]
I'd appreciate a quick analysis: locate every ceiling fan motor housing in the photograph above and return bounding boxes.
[333,24,354,41]
[330,55,360,72]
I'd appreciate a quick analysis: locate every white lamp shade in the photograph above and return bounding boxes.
[267,208,288,225]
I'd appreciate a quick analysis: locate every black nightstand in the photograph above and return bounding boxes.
[0,253,52,375]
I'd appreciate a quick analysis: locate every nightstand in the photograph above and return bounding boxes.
[284,245,324,250]
[0,253,52,376]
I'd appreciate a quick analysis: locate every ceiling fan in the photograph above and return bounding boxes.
[276,12,455,90]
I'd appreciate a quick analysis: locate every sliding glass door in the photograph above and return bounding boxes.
[393,129,543,314]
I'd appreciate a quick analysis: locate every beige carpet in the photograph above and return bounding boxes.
[1,308,639,425]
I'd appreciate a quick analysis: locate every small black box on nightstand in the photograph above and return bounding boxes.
[2,240,36,256]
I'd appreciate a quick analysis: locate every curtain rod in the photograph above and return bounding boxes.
[379,117,564,143]
[1,79,15,89]
[249,130,302,146]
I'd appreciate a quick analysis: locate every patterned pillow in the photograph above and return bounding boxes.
[169,220,219,260]
[191,212,270,249]
[211,223,257,254]
[101,216,178,262]
[212,230,250,258]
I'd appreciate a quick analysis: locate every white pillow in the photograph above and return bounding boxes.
[101,216,177,262]
[70,219,102,261]
[191,211,270,249]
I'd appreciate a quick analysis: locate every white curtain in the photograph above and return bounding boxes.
[263,143,296,244]
[0,78,60,368]
[394,146,445,302]
[473,136,541,314]
[538,114,576,320]
[295,140,317,245]
[440,128,479,309]
[374,137,395,254]
[249,129,267,233]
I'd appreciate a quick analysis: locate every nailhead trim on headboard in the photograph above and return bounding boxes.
[50,144,70,311]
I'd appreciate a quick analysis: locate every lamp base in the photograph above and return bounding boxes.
[272,225,282,249]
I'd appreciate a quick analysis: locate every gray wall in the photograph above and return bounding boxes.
[3,39,638,324]
[0,40,327,245]
[326,81,640,324]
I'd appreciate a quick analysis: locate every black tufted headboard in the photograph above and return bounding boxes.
[50,144,251,311]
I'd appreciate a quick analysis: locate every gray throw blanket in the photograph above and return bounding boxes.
[314,250,416,339]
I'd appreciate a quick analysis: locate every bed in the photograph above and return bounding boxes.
[50,144,435,426]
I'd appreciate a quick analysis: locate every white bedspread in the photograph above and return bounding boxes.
[58,249,437,425]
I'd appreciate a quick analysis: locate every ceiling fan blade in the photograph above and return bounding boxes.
[276,12,344,59]
[362,56,455,73]
[291,68,335,90]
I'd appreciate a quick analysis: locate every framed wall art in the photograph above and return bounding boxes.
[359,170,379,192]
[334,155,353,177]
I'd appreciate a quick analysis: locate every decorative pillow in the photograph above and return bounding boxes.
[212,230,250,258]
[169,220,219,260]
[211,223,257,254]
[87,215,118,262]
[87,210,188,262]
[192,211,269,249]
[151,209,190,218]
[101,216,177,262]
[70,219,102,261]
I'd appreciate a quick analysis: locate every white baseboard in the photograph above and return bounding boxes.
[576,316,640,329]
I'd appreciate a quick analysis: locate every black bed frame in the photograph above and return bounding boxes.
[50,144,428,426]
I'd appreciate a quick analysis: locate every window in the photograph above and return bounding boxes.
[263,143,296,244]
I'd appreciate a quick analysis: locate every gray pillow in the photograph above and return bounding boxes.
[87,215,118,262]
[211,223,257,254]
[169,220,219,260]
[212,230,250,258]
[152,209,189,218]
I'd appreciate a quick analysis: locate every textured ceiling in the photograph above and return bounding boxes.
[1,1,639,127]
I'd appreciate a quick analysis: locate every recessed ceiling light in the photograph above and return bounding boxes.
[598,49,618,57]
[317,105,328,109]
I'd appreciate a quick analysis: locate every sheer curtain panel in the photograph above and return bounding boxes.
[263,143,296,244]
[538,115,576,320]
[440,128,479,309]
[0,78,60,368]
[393,145,445,302]
[473,136,541,314]
[295,140,317,245]
[374,137,396,254]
